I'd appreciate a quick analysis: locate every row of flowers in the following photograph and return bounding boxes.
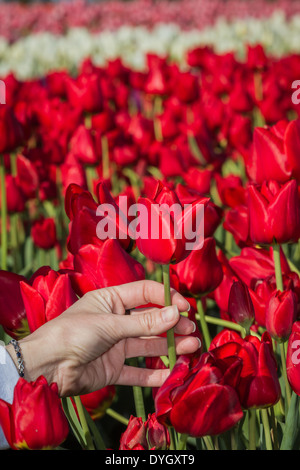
[1,0,300,42]
[2,40,300,449]
[2,11,300,79]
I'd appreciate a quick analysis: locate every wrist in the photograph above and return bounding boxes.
[6,335,57,385]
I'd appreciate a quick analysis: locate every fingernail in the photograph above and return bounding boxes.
[162,305,179,322]
[191,321,196,333]
[186,302,191,311]
[197,338,202,349]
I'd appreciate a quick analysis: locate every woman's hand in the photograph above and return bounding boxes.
[6,280,200,397]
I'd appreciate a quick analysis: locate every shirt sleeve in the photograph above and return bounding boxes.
[0,345,20,449]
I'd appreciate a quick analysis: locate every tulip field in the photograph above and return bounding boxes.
[2,0,300,453]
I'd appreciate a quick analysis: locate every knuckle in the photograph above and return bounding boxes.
[141,311,156,332]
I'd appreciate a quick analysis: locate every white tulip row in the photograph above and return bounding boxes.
[1,10,300,79]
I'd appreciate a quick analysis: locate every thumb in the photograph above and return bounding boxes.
[116,305,180,339]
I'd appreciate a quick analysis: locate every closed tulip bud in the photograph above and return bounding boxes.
[136,181,208,265]
[0,376,69,450]
[228,281,255,331]
[248,179,300,245]
[69,125,97,165]
[65,73,102,113]
[0,106,23,153]
[31,217,57,250]
[119,416,148,450]
[0,271,29,339]
[170,237,223,296]
[265,289,297,342]
[3,175,26,213]
[73,240,145,293]
[147,413,170,450]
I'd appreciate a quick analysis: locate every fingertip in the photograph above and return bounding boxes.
[170,289,191,312]
[161,305,179,323]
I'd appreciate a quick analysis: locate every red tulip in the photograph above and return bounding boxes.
[215,174,247,208]
[237,333,281,409]
[248,179,300,245]
[223,204,250,247]
[170,237,223,296]
[228,281,255,330]
[247,118,300,183]
[79,386,116,420]
[247,44,268,70]
[15,154,39,199]
[136,181,207,265]
[0,106,23,153]
[265,289,297,342]
[287,322,300,395]
[73,240,145,293]
[210,332,281,409]
[0,271,29,339]
[119,416,148,450]
[249,277,277,327]
[229,246,290,287]
[147,413,170,450]
[20,267,78,332]
[31,217,57,250]
[119,413,170,450]
[209,329,244,351]
[0,376,69,450]
[155,353,243,437]
[175,184,223,237]
[66,182,133,254]
[69,125,98,165]
[3,175,25,213]
[65,73,102,113]
[213,250,239,313]
[183,167,213,195]
[247,126,291,184]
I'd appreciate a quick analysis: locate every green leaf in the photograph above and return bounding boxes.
[82,406,107,450]
[280,392,300,450]
[61,397,87,449]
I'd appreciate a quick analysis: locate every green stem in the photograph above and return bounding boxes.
[162,263,178,451]
[85,165,96,198]
[10,212,21,272]
[169,427,177,451]
[106,408,129,426]
[204,314,244,335]
[230,429,238,451]
[273,244,284,292]
[261,408,272,450]
[101,135,110,179]
[74,396,95,450]
[269,406,279,450]
[203,436,214,450]
[273,244,292,408]
[0,155,7,270]
[128,357,146,422]
[177,433,188,450]
[162,264,176,371]
[280,342,291,409]
[248,409,256,450]
[196,299,211,351]
[153,96,163,142]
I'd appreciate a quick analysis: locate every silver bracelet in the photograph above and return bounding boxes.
[9,339,25,378]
